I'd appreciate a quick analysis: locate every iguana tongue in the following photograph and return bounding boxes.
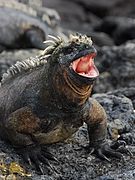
[72,53,99,77]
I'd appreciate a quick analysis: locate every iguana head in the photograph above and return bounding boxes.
[43,33,99,85]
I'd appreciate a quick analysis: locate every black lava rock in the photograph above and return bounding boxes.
[94,40,135,93]
[95,16,135,45]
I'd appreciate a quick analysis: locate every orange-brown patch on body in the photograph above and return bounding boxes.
[87,98,107,125]
[8,107,40,134]
[53,68,93,105]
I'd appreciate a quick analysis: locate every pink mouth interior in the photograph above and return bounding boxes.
[71,53,99,78]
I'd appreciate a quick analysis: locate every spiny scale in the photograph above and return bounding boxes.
[1,33,93,85]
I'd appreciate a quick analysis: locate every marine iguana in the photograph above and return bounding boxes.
[0,6,55,52]
[0,33,129,173]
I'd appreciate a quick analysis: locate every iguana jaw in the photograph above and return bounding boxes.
[70,52,99,80]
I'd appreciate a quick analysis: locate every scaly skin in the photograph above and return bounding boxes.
[0,33,129,173]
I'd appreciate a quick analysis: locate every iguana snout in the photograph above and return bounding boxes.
[71,52,99,78]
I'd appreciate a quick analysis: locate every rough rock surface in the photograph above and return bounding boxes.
[92,93,135,142]
[95,16,135,45]
[0,49,41,81]
[44,0,135,20]
[109,87,135,109]
[44,0,135,47]
[0,93,135,179]
[94,40,135,93]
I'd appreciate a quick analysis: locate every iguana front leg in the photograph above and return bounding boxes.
[4,107,56,173]
[85,98,129,161]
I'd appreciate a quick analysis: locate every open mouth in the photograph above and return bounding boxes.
[71,53,99,78]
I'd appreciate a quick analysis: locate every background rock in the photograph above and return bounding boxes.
[95,16,135,45]
[109,87,135,108]
[44,0,135,46]
[92,93,135,142]
[94,40,135,93]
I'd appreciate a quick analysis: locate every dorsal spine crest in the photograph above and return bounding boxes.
[1,33,92,85]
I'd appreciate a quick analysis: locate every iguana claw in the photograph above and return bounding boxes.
[17,144,58,174]
[91,140,132,161]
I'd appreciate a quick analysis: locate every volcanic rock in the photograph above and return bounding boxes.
[95,16,135,45]
[94,40,135,93]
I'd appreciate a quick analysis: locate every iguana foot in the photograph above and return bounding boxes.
[118,133,135,144]
[110,140,133,156]
[17,145,58,174]
[90,140,132,162]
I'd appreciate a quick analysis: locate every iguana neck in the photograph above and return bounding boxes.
[51,66,93,106]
